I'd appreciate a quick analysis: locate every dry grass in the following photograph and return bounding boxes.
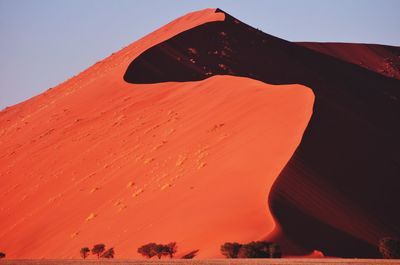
[1,259,399,265]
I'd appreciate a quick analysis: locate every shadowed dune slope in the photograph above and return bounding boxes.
[124,9,400,258]
[0,9,314,258]
[297,42,400,80]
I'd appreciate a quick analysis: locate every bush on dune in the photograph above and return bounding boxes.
[165,242,177,258]
[138,243,158,258]
[237,244,258,258]
[268,242,282,258]
[101,247,115,259]
[80,247,90,259]
[138,242,177,259]
[91,243,106,259]
[220,242,242,258]
[221,241,282,259]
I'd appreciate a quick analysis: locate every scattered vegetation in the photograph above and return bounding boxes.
[237,244,258,258]
[165,242,177,258]
[80,244,114,259]
[220,242,242,258]
[79,247,90,259]
[379,237,400,259]
[0,252,5,259]
[138,243,157,258]
[221,241,281,258]
[91,243,106,259]
[138,242,177,259]
[101,248,115,259]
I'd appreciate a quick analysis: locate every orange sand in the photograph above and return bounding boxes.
[0,9,314,258]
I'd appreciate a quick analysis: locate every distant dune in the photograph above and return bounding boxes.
[0,8,399,259]
[297,42,400,80]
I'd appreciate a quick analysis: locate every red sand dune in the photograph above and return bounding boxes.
[0,9,313,259]
[298,42,400,80]
[1,8,399,259]
[124,8,400,258]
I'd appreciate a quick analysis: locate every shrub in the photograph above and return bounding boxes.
[220,242,242,258]
[243,241,282,258]
[379,237,400,259]
[101,248,115,259]
[80,247,90,259]
[0,252,5,259]
[165,242,177,258]
[154,244,166,259]
[221,241,282,258]
[92,244,106,259]
[268,242,282,258]
[237,244,259,258]
[138,242,177,259]
[138,243,158,259]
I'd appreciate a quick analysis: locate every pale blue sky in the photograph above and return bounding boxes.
[1,0,399,109]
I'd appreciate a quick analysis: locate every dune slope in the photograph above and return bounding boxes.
[0,9,314,258]
[297,42,400,80]
[125,9,400,257]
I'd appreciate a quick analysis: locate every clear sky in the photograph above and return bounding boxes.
[1,0,399,109]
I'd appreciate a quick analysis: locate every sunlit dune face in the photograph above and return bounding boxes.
[0,8,314,259]
[0,74,314,258]
[1,6,399,260]
[124,8,400,258]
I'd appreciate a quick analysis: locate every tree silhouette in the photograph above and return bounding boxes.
[138,242,177,259]
[92,244,106,259]
[0,252,5,259]
[101,248,115,259]
[138,243,158,258]
[221,241,282,258]
[241,241,281,258]
[80,247,90,259]
[246,241,270,258]
[379,237,400,259]
[220,242,242,258]
[237,244,258,258]
[268,243,282,258]
[165,242,177,258]
[155,244,165,259]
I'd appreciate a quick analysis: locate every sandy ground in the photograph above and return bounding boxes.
[1,258,400,265]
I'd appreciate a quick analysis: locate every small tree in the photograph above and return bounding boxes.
[80,247,90,259]
[0,252,5,259]
[155,244,167,259]
[248,241,270,258]
[239,241,281,258]
[220,242,242,258]
[268,243,282,258]
[138,242,177,259]
[379,237,400,259]
[237,244,259,258]
[221,241,282,259]
[165,242,177,258]
[92,244,106,259]
[138,243,158,259]
[101,248,115,259]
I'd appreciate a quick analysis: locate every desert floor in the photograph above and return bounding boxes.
[1,258,399,265]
